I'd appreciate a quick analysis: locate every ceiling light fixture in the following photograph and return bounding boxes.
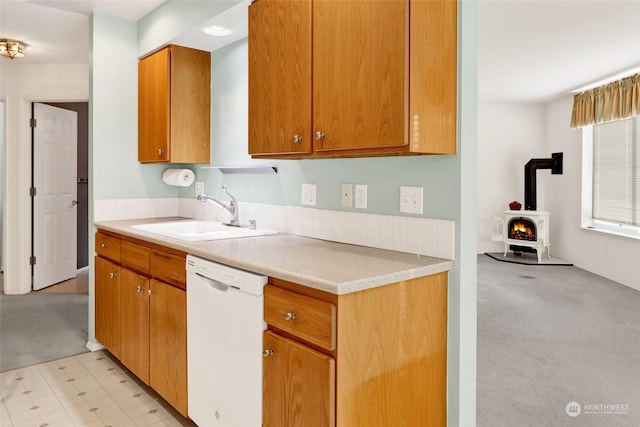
[202,25,234,37]
[0,39,27,60]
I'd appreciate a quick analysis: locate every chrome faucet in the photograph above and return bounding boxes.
[197,186,240,226]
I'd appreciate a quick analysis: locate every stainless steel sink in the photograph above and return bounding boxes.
[132,220,277,242]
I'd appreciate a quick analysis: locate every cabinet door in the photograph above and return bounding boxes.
[248,0,312,155]
[138,47,170,163]
[263,331,335,427]
[119,269,150,385]
[149,279,188,416]
[95,256,121,358]
[313,0,407,152]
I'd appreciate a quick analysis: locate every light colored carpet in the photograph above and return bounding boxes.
[478,254,640,426]
[0,292,88,372]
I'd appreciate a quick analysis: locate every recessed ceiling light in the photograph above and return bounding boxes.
[202,25,234,37]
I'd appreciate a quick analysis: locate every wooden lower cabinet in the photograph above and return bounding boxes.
[149,278,188,416]
[264,272,448,427]
[263,331,335,427]
[94,256,121,359]
[119,269,150,384]
[94,231,188,417]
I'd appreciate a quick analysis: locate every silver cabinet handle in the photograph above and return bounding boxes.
[109,272,118,279]
[100,243,108,248]
[148,289,155,296]
[284,311,296,321]
[315,131,325,141]
[157,148,164,156]
[293,135,303,144]
[136,285,145,293]
[263,349,274,357]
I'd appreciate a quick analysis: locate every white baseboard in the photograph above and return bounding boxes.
[85,340,105,352]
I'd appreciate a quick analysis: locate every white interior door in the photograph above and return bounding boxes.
[33,103,77,290]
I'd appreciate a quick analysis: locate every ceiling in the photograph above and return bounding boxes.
[478,0,640,103]
[2,0,639,104]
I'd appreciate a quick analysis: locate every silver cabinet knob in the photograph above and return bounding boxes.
[148,289,155,296]
[315,131,325,141]
[293,135,303,144]
[136,285,145,293]
[284,311,297,321]
[100,243,108,248]
[157,148,164,156]
[109,272,118,279]
[263,349,274,357]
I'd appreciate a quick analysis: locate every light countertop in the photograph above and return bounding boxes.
[95,218,453,295]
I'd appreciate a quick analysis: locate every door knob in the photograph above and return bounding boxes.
[71,200,78,206]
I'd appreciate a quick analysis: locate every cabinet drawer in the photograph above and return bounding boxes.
[265,285,336,351]
[150,250,186,290]
[95,233,121,262]
[121,241,151,275]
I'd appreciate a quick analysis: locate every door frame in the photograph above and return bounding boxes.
[3,95,86,295]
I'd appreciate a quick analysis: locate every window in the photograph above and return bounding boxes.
[583,116,640,238]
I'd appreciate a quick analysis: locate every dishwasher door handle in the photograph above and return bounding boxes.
[195,272,236,292]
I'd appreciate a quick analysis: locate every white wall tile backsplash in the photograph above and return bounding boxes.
[94,198,455,260]
[94,198,180,222]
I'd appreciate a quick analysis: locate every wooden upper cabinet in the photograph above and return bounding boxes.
[248,0,312,156]
[410,0,457,154]
[312,0,407,152]
[248,0,457,158]
[138,45,211,164]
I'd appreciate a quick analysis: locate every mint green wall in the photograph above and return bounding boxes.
[183,38,459,220]
[451,2,478,426]
[91,14,178,200]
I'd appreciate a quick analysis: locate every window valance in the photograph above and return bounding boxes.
[570,73,640,128]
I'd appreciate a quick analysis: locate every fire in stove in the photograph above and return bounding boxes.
[508,218,536,241]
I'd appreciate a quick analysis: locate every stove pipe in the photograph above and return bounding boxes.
[524,152,563,210]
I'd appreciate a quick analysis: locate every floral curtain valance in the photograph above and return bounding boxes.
[570,73,640,128]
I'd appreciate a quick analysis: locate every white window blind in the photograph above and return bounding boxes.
[592,116,640,227]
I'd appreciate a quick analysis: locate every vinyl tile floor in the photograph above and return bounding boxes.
[0,351,196,427]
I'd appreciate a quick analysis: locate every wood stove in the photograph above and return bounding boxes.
[491,153,562,263]
[492,210,551,262]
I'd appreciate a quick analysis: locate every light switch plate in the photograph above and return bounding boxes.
[341,183,353,207]
[400,186,423,214]
[355,184,367,209]
[301,183,317,206]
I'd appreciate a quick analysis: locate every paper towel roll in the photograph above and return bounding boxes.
[162,169,195,187]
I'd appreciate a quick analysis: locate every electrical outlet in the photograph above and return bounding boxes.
[355,184,367,209]
[301,183,317,206]
[341,183,353,207]
[400,186,423,214]
[195,181,205,196]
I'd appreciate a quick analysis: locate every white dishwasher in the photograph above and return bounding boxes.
[186,255,267,427]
